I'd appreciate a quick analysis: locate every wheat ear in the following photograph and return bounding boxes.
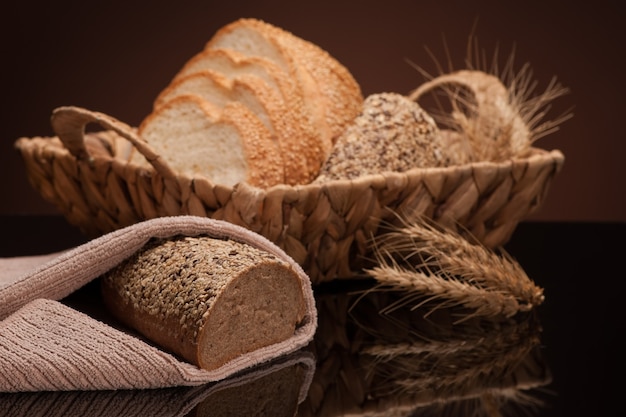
[366,216,544,320]
[407,29,572,162]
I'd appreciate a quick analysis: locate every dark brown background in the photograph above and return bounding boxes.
[2,0,623,221]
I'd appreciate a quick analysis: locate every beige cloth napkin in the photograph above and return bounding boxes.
[0,216,317,392]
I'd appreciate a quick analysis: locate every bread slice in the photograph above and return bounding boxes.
[135,94,284,188]
[204,23,334,179]
[100,235,307,371]
[170,48,320,184]
[206,18,364,145]
[239,18,364,141]
[154,69,312,185]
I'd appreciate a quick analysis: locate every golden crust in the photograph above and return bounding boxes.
[205,18,360,182]
[242,18,364,143]
[221,100,285,187]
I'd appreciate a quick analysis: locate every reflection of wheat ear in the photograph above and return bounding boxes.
[367,216,544,319]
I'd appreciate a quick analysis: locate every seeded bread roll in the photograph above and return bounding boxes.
[100,235,307,371]
[314,92,462,182]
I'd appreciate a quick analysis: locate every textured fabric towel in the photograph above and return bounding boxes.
[0,216,317,392]
[0,350,316,416]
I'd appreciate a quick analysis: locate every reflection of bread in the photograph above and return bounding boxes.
[315,92,458,182]
[101,235,307,371]
[194,360,309,417]
[135,18,363,187]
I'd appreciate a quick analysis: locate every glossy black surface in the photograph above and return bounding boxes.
[1,216,624,416]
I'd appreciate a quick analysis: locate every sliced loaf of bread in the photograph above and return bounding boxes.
[167,48,321,184]
[154,69,313,185]
[135,94,284,188]
[235,18,364,141]
[204,19,363,175]
[135,19,364,187]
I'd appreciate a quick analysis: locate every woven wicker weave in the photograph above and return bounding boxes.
[14,106,564,284]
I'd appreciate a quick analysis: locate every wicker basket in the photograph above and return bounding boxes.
[15,106,564,284]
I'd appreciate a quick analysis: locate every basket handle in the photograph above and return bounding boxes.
[50,106,177,179]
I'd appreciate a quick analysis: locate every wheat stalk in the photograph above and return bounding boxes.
[462,30,573,141]
[367,264,525,320]
[381,218,543,306]
[365,216,544,321]
[407,26,572,162]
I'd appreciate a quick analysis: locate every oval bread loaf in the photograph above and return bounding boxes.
[314,92,459,182]
[100,235,307,371]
